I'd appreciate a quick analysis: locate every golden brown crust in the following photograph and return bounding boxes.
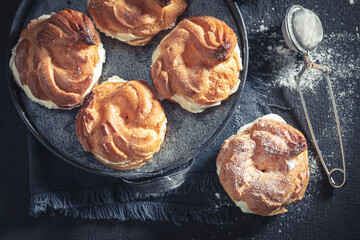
[76,79,167,170]
[216,118,309,216]
[14,9,102,108]
[87,0,187,46]
[151,15,242,107]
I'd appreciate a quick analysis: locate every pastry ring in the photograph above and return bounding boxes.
[76,76,167,170]
[87,0,187,46]
[10,8,105,109]
[151,15,242,113]
[216,114,309,215]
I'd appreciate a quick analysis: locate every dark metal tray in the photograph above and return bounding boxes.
[7,0,248,193]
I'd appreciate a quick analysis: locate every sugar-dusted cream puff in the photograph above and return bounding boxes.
[216,114,309,216]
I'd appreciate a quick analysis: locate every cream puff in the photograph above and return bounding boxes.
[76,76,167,170]
[151,15,242,113]
[9,8,106,109]
[87,0,187,46]
[216,114,309,216]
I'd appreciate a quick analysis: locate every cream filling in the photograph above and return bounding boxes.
[107,75,127,83]
[159,118,167,141]
[287,159,297,170]
[216,162,221,176]
[91,16,145,42]
[9,14,106,109]
[94,153,131,166]
[237,114,286,134]
[9,14,58,109]
[151,26,179,64]
[235,201,255,214]
[86,41,106,101]
[152,30,243,113]
[170,94,221,113]
[216,162,255,214]
[10,42,58,109]
[234,43,243,71]
[38,13,53,20]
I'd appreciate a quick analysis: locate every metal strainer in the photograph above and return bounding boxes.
[282,5,346,188]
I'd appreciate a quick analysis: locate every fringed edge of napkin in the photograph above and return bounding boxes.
[29,172,234,225]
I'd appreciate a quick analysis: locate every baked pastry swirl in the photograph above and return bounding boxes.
[76,76,167,170]
[216,114,309,216]
[151,15,242,113]
[9,9,106,109]
[87,0,187,46]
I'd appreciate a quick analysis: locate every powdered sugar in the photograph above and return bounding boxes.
[264,32,360,94]
[239,27,359,188]
[275,45,292,57]
[215,192,221,199]
[259,24,269,32]
[267,32,359,181]
[308,153,321,181]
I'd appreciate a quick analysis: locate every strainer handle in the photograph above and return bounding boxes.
[295,57,346,188]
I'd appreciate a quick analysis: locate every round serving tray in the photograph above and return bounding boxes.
[7,0,248,192]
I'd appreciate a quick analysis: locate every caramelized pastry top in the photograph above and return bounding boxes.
[12,9,104,109]
[151,15,242,112]
[87,0,187,46]
[76,77,167,170]
[216,115,309,216]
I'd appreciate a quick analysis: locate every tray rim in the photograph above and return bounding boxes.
[7,0,249,179]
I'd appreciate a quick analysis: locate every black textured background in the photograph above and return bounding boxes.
[1,0,360,239]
